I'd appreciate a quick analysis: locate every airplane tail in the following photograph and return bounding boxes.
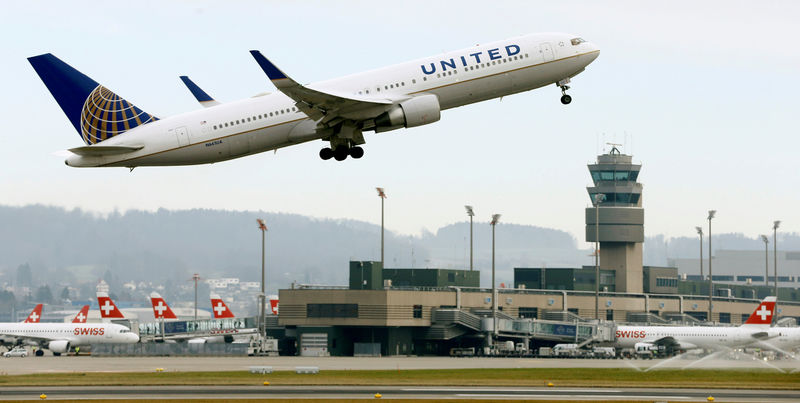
[210,294,235,318]
[23,303,43,323]
[741,296,776,327]
[27,53,159,145]
[268,295,279,315]
[72,305,90,323]
[96,291,125,319]
[150,292,178,319]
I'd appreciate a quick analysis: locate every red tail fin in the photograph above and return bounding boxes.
[743,296,776,326]
[72,305,90,323]
[23,304,43,323]
[150,292,178,319]
[268,295,279,315]
[96,291,125,319]
[210,294,235,318]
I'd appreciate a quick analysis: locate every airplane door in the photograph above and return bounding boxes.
[173,126,190,147]
[540,43,554,61]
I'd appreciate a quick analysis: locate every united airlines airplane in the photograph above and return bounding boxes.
[28,33,599,168]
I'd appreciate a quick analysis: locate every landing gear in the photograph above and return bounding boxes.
[349,146,364,159]
[558,78,572,105]
[319,147,333,160]
[320,145,364,161]
[35,349,44,357]
[333,145,349,161]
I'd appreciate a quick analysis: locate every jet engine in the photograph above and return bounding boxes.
[48,340,70,354]
[374,94,441,133]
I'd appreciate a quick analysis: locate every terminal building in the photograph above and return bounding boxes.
[272,147,800,356]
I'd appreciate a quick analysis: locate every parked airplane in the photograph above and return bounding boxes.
[96,291,125,319]
[0,321,138,356]
[614,297,777,352]
[150,292,178,320]
[28,33,599,167]
[71,305,90,323]
[22,304,43,323]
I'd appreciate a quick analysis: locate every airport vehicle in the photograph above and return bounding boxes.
[3,347,28,358]
[71,305,90,323]
[591,346,616,358]
[150,292,178,320]
[28,33,599,167]
[22,304,43,323]
[0,322,138,356]
[96,291,125,319]
[553,343,580,357]
[614,297,777,352]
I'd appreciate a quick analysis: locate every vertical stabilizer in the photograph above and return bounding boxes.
[96,291,125,319]
[23,304,43,323]
[210,294,235,318]
[150,292,178,320]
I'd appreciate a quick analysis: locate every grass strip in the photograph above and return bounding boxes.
[1,368,798,389]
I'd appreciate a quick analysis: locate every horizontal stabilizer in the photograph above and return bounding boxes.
[68,145,143,156]
[179,76,220,107]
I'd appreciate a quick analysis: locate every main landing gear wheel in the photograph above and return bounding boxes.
[319,147,333,160]
[560,94,572,105]
[333,145,349,161]
[349,146,364,159]
[35,349,44,357]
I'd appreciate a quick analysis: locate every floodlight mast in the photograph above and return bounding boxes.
[696,227,704,280]
[465,205,474,271]
[376,188,387,269]
[773,220,781,308]
[490,214,501,337]
[761,235,769,287]
[257,218,268,338]
[707,210,716,322]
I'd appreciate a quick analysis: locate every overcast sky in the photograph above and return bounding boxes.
[2,1,798,244]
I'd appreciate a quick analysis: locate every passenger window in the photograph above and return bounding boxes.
[423,77,427,81]
[390,84,393,88]
[412,79,416,84]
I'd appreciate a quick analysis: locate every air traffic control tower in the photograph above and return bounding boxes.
[586,146,644,293]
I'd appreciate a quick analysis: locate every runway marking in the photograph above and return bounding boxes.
[457,394,691,399]
[403,388,623,393]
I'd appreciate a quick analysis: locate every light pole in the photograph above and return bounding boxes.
[490,214,501,337]
[192,273,200,322]
[465,205,474,271]
[376,187,386,268]
[773,220,781,301]
[696,227,704,280]
[707,210,716,322]
[761,235,769,287]
[257,218,268,338]
[593,193,605,320]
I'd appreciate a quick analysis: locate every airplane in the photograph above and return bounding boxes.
[0,321,138,356]
[150,292,178,320]
[96,291,126,319]
[22,304,43,323]
[71,305,90,323]
[614,297,778,353]
[28,33,599,167]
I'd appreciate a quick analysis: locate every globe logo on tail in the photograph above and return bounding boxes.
[80,85,158,145]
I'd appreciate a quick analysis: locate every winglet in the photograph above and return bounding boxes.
[179,76,220,107]
[249,50,291,84]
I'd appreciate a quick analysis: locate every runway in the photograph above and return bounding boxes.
[2,385,799,401]
[4,355,799,375]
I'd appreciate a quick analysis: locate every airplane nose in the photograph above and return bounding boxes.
[585,42,600,62]
[130,333,140,343]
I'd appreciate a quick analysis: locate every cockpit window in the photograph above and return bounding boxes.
[571,38,585,46]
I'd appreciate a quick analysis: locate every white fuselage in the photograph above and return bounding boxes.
[614,325,773,350]
[66,33,598,167]
[0,322,139,347]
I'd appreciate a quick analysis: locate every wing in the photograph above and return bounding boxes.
[249,50,394,124]
[179,76,221,108]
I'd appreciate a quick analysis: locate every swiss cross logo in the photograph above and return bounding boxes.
[28,312,39,322]
[154,301,167,317]
[214,302,227,316]
[756,305,771,321]
[100,300,114,315]
[76,312,86,322]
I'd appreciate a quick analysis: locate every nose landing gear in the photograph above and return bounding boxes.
[557,78,572,105]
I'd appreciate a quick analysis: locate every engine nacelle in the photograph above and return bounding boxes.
[374,94,441,133]
[48,340,70,354]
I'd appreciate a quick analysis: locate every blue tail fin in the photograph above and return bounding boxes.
[28,53,158,145]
